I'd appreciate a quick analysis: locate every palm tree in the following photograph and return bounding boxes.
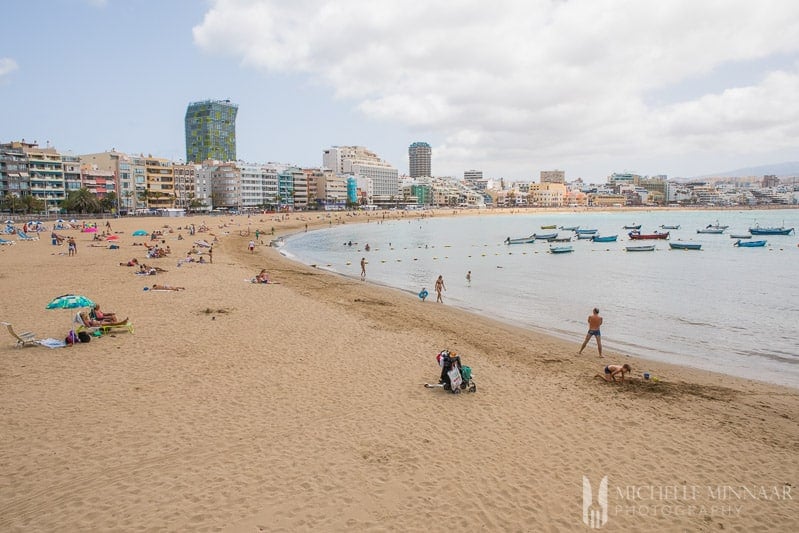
[64,188,101,214]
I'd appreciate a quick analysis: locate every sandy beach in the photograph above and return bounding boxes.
[1,210,797,532]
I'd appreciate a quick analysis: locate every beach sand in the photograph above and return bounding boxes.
[1,211,797,532]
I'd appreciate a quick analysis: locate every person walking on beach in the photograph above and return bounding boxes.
[466,270,471,286]
[67,236,77,256]
[579,307,603,357]
[248,240,255,254]
[360,257,367,280]
[595,364,631,383]
[435,275,446,303]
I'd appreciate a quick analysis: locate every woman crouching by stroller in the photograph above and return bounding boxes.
[438,350,462,390]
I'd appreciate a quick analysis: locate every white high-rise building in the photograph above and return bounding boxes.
[322,146,398,199]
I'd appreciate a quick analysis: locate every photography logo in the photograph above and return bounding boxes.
[582,475,609,529]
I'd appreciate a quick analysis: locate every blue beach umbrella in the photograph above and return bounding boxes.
[132,230,148,236]
[46,294,95,310]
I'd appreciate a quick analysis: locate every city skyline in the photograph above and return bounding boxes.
[1,1,799,181]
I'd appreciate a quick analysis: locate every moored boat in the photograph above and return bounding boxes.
[706,221,729,230]
[576,233,594,239]
[534,232,558,240]
[549,245,574,254]
[628,231,669,240]
[625,244,656,252]
[748,226,795,235]
[575,228,598,234]
[504,235,535,244]
[548,235,573,242]
[591,235,618,242]
[734,239,767,247]
[697,228,725,234]
[540,224,557,229]
[660,224,680,230]
[559,225,580,231]
[669,242,702,250]
[729,233,752,239]
[623,224,641,230]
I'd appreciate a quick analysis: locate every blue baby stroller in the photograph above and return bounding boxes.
[424,349,477,393]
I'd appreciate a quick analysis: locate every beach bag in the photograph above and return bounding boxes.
[460,365,471,381]
[436,350,448,367]
[448,365,463,390]
[65,330,79,345]
[77,331,92,343]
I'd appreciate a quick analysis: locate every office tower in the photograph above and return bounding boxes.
[185,99,238,163]
[408,141,431,178]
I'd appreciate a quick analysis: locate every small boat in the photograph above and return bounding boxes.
[575,228,598,234]
[628,231,669,240]
[559,225,580,231]
[706,221,729,230]
[660,224,680,230]
[504,235,535,244]
[734,239,767,247]
[749,226,795,235]
[540,224,556,229]
[669,242,702,250]
[729,233,751,239]
[534,232,558,240]
[548,235,573,242]
[591,235,618,243]
[549,245,574,254]
[697,228,725,234]
[576,233,595,239]
[625,244,655,252]
[623,224,641,230]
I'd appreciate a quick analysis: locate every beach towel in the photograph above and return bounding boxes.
[37,338,67,349]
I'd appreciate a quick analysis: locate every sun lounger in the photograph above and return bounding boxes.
[0,237,14,245]
[1,321,42,347]
[74,313,134,335]
[16,231,38,241]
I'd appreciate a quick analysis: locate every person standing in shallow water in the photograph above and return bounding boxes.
[360,257,366,280]
[435,275,446,303]
[579,307,603,357]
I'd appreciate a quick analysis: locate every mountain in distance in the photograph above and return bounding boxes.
[690,161,799,180]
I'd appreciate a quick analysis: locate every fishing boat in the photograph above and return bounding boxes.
[705,221,729,230]
[660,224,680,230]
[734,239,767,247]
[625,244,656,252]
[576,233,595,239]
[628,231,669,240]
[591,235,618,242]
[669,242,702,251]
[548,235,573,242]
[697,228,725,234]
[623,224,641,230]
[540,224,557,229]
[748,225,795,235]
[575,228,598,235]
[549,245,574,254]
[504,235,536,244]
[533,232,558,240]
[559,225,580,231]
[729,233,751,239]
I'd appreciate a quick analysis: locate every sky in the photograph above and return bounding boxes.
[2,0,799,182]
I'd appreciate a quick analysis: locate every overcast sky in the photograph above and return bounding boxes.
[2,0,798,181]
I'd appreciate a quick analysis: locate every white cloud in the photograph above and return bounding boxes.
[194,0,799,178]
[0,58,19,79]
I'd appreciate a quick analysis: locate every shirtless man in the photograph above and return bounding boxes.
[596,364,631,383]
[579,307,603,357]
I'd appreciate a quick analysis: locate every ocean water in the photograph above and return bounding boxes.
[281,209,799,388]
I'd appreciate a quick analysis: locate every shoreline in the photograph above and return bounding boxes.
[1,211,797,530]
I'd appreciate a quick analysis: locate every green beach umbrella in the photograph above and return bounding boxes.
[46,294,95,310]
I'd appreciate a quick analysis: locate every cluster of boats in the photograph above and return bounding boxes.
[503,221,795,254]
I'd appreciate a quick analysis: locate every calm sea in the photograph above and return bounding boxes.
[281,209,799,388]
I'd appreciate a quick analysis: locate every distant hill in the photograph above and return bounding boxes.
[692,161,799,179]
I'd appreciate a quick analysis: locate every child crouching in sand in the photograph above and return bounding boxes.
[596,364,631,383]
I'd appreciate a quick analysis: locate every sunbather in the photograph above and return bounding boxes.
[91,304,120,323]
[79,311,128,327]
[152,284,185,291]
[254,269,270,283]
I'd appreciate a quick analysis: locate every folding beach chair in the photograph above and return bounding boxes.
[0,237,15,245]
[1,321,41,347]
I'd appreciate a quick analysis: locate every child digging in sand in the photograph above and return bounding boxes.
[596,364,631,383]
